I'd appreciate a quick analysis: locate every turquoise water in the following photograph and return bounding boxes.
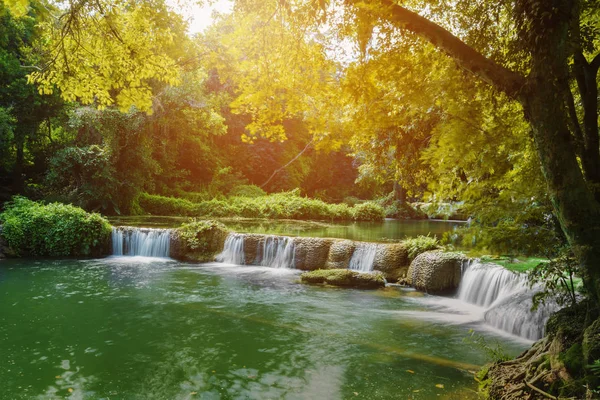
[0,257,527,399]
[108,216,464,243]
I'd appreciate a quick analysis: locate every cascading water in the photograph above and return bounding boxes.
[349,243,379,272]
[111,227,171,257]
[216,233,296,268]
[216,233,246,265]
[259,236,295,268]
[457,261,559,340]
[458,261,529,308]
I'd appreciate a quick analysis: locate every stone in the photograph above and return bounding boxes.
[293,237,333,270]
[406,251,466,293]
[325,240,355,269]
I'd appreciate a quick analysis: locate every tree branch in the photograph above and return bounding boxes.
[591,53,600,71]
[261,140,313,188]
[363,0,526,99]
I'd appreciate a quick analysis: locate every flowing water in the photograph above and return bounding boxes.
[348,243,379,272]
[456,261,559,340]
[0,257,529,399]
[111,227,171,257]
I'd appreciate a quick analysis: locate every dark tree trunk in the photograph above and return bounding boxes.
[13,136,24,194]
[392,181,406,203]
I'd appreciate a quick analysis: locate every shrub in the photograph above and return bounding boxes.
[137,191,385,222]
[352,202,386,221]
[229,185,266,198]
[137,193,199,216]
[403,235,441,259]
[0,197,112,257]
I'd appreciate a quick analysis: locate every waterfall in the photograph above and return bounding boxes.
[458,261,529,307]
[259,236,295,268]
[216,233,296,268]
[216,233,246,265]
[458,261,559,340]
[349,243,379,272]
[111,227,171,257]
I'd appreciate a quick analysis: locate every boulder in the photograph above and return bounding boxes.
[325,240,355,269]
[293,237,333,270]
[372,243,408,282]
[170,222,228,262]
[407,251,466,293]
[300,269,385,289]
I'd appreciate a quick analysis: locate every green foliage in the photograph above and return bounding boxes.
[0,197,111,256]
[45,145,119,213]
[463,329,511,363]
[300,269,385,289]
[529,249,582,310]
[228,184,266,198]
[137,190,380,222]
[351,202,385,221]
[403,235,441,260]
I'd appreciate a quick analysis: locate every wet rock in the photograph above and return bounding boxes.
[300,269,385,289]
[406,251,466,293]
[293,237,333,270]
[325,240,355,269]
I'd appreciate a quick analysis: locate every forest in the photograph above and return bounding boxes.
[0,0,599,399]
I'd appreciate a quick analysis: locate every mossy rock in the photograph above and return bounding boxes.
[583,317,600,364]
[170,220,229,262]
[406,251,465,293]
[301,269,385,289]
[546,301,587,346]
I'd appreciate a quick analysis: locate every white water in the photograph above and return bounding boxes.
[111,227,171,257]
[457,261,559,340]
[216,233,246,265]
[259,236,296,268]
[216,233,296,268]
[349,243,379,272]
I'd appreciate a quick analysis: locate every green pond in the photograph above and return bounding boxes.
[1,257,527,399]
[108,216,464,243]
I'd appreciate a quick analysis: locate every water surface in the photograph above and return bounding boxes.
[108,216,464,243]
[1,257,525,399]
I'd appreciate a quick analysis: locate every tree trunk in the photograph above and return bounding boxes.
[392,181,406,203]
[519,0,600,306]
[13,136,24,194]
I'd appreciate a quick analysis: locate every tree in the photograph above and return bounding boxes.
[230,0,600,308]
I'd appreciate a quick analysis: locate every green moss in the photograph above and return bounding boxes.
[475,365,491,398]
[300,269,385,289]
[561,343,584,374]
[479,255,548,273]
[546,301,587,344]
[172,219,229,262]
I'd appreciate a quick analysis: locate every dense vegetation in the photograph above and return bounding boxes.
[0,197,111,256]
[137,190,385,221]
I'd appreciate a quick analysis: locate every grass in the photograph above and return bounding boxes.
[479,255,548,273]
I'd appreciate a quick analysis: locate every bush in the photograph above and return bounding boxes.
[403,235,441,259]
[352,202,386,221]
[178,219,228,251]
[137,190,385,222]
[0,197,112,257]
[229,185,267,198]
[138,193,199,216]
